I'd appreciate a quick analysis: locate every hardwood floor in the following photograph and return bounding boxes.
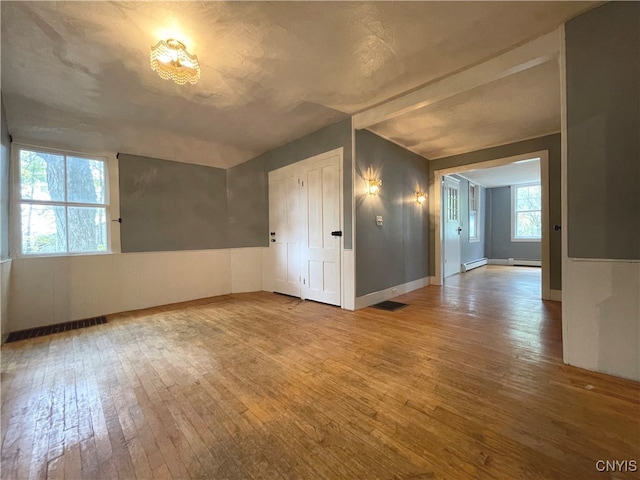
[2,266,639,479]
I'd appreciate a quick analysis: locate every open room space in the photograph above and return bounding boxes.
[2,268,639,479]
[1,1,638,478]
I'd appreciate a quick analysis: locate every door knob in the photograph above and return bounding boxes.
[457,227,462,234]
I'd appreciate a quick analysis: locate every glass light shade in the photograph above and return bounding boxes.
[368,179,382,195]
[416,192,426,204]
[150,39,200,85]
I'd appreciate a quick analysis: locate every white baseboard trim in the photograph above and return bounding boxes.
[355,277,429,310]
[428,276,438,285]
[488,259,509,265]
[548,289,562,302]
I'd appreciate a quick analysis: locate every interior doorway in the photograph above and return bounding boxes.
[442,175,462,278]
[433,150,553,300]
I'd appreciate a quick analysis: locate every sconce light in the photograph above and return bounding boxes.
[368,179,382,195]
[416,191,427,204]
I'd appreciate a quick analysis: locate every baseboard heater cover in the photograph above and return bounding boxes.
[5,316,107,343]
[508,258,541,267]
[462,258,488,272]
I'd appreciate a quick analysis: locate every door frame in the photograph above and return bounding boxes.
[432,149,551,300]
[267,147,351,309]
[442,175,462,278]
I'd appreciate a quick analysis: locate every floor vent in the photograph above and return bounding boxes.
[462,258,488,272]
[371,301,408,311]
[5,316,107,343]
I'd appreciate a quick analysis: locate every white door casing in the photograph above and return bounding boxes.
[443,176,461,278]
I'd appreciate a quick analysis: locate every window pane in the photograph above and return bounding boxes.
[68,207,107,252]
[469,211,476,238]
[21,204,66,254]
[516,211,542,237]
[67,157,105,204]
[20,150,65,201]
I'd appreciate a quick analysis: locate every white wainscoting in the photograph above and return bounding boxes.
[8,248,264,332]
[563,259,640,382]
[355,277,430,310]
[1,259,12,341]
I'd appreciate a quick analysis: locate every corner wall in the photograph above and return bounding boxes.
[355,130,429,302]
[563,2,639,381]
[1,96,11,340]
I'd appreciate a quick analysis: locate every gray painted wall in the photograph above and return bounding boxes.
[356,130,429,297]
[119,154,228,252]
[1,97,9,260]
[429,134,562,290]
[451,175,486,264]
[228,118,353,249]
[485,187,541,260]
[566,1,639,260]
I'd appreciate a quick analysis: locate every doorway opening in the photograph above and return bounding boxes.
[434,150,554,300]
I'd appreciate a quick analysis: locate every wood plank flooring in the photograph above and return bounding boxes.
[2,266,639,479]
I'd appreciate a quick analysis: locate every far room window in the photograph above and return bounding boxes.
[17,146,109,255]
[469,183,479,242]
[511,183,541,241]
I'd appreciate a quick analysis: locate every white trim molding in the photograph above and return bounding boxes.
[548,289,562,302]
[355,277,429,310]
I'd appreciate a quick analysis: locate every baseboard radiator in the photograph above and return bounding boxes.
[461,258,488,272]
[508,258,541,267]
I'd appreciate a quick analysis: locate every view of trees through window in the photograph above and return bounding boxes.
[513,184,542,239]
[19,148,107,255]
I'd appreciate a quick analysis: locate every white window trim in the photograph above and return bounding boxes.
[468,183,480,243]
[511,182,542,242]
[11,142,114,258]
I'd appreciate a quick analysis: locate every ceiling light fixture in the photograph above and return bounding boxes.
[150,39,200,85]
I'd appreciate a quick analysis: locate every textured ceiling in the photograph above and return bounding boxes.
[459,158,541,188]
[1,1,594,168]
[369,60,562,159]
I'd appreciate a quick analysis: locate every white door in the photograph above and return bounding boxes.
[443,176,461,278]
[269,166,301,297]
[300,154,341,306]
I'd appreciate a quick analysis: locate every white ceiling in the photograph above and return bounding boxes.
[1,2,596,168]
[458,158,541,188]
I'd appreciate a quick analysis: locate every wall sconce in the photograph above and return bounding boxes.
[416,191,427,204]
[368,179,382,195]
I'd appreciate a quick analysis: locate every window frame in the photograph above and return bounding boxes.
[468,183,480,243]
[511,182,542,242]
[12,143,112,257]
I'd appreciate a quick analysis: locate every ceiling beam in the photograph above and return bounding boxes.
[353,29,560,130]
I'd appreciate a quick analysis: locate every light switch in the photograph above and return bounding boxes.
[376,215,383,226]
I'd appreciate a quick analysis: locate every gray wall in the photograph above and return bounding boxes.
[485,187,541,260]
[1,97,9,260]
[356,130,429,297]
[429,134,561,290]
[119,154,228,252]
[228,118,353,249]
[120,118,353,253]
[566,1,639,260]
[451,175,486,264]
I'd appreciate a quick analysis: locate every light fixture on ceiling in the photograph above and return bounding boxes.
[367,178,382,195]
[416,191,427,204]
[150,39,200,85]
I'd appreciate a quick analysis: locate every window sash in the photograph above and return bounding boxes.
[512,183,541,240]
[16,145,110,256]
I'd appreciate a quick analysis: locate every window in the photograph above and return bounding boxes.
[469,183,479,242]
[17,146,109,255]
[512,183,541,241]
